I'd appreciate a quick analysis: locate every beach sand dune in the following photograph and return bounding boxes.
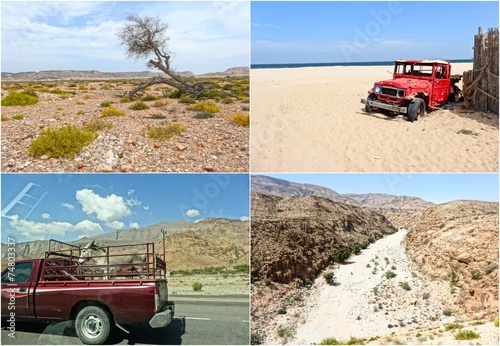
[251,63,498,172]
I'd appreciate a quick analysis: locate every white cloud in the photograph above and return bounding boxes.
[61,202,75,211]
[75,220,105,235]
[41,213,51,219]
[75,189,131,223]
[1,0,249,74]
[129,222,140,229]
[5,214,103,240]
[186,209,200,218]
[240,216,249,222]
[143,205,150,210]
[105,221,125,230]
[126,197,141,207]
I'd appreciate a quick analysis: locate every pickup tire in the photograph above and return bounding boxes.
[365,94,376,113]
[75,306,112,345]
[407,98,425,122]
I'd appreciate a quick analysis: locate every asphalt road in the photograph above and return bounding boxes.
[0,295,249,345]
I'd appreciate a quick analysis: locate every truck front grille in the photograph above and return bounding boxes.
[381,87,398,97]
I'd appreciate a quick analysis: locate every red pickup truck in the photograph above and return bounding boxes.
[1,240,175,344]
[361,59,462,122]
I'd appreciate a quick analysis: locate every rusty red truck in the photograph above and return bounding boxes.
[361,59,462,122]
[1,240,175,345]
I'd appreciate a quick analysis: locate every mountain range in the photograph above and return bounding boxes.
[1,66,249,81]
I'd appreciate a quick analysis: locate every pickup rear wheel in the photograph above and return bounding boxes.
[75,306,112,345]
[365,94,377,113]
[407,98,425,122]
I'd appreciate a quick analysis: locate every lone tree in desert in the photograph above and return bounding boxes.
[117,14,212,100]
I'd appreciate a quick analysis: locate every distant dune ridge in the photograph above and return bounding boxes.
[1,67,249,81]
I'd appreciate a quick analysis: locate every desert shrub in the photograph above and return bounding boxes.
[399,282,411,291]
[101,106,125,117]
[153,99,169,107]
[449,270,458,286]
[422,292,430,300]
[12,114,25,120]
[346,338,365,345]
[221,97,234,104]
[445,323,463,331]
[200,89,226,100]
[120,95,131,103]
[443,310,452,316]
[494,318,499,327]
[167,89,185,99]
[186,102,220,113]
[454,330,479,340]
[351,244,362,255]
[129,101,150,110]
[100,101,111,107]
[100,83,110,90]
[2,92,39,106]
[251,332,263,345]
[151,114,166,120]
[23,89,38,97]
[277,308,287,315]
[194,112,215,119]
[471,269,482,280]
[231,114,250,127]
[484,263,498,275]
[28,125,97,158]
[49,88,70,95]
[1,115,10,121]
[179,96,197,104]
[147,123,187,140]
[385,270,397,279]
[324,272,335,285]
[83,118,113,132]
[332,248,351,263]
[141,94,156,101]
[276,325,295,344]
[192,281,203,291]
[319,338,341,345]
[471,321,484,326]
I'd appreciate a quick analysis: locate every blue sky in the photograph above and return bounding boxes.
[260,174,499,204]
[1,1,249,74]
[1,174,249,243]
[252,1,499,64]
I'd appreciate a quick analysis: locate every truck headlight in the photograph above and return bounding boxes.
[397,89,405,98]
[374,86,382,94]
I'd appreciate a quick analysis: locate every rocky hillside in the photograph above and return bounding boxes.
[251,175,355,204]
[251,193,397,285]
[1,67,249,81]
[405,200,499,319]
[343,193,434,214]
[1,218,248,270]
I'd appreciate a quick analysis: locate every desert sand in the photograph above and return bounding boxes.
[251,63,499,172]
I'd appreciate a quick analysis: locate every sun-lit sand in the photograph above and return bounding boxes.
[251,63,498,172]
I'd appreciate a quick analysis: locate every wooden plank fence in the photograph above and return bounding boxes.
[462,27,499,115]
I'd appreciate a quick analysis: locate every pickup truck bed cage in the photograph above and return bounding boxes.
[43,239,166,281]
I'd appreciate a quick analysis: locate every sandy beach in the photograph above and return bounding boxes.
[251,63,498,172]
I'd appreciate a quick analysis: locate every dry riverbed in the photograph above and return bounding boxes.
[256,229,498,345]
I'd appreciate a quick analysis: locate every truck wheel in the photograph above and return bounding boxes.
[407,98,425,122]
[75,306,112,345]
[365,94,376,113]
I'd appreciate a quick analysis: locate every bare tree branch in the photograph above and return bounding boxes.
[117,14,209,100]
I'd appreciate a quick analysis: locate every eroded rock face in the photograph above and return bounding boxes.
[405,200,499,319]
[251,193,397,284]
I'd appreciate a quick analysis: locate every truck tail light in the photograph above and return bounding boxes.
[154,285,160,312]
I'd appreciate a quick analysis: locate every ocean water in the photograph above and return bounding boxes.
[251,59,473,70]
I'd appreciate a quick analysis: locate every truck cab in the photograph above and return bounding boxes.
[361,59,462,122]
